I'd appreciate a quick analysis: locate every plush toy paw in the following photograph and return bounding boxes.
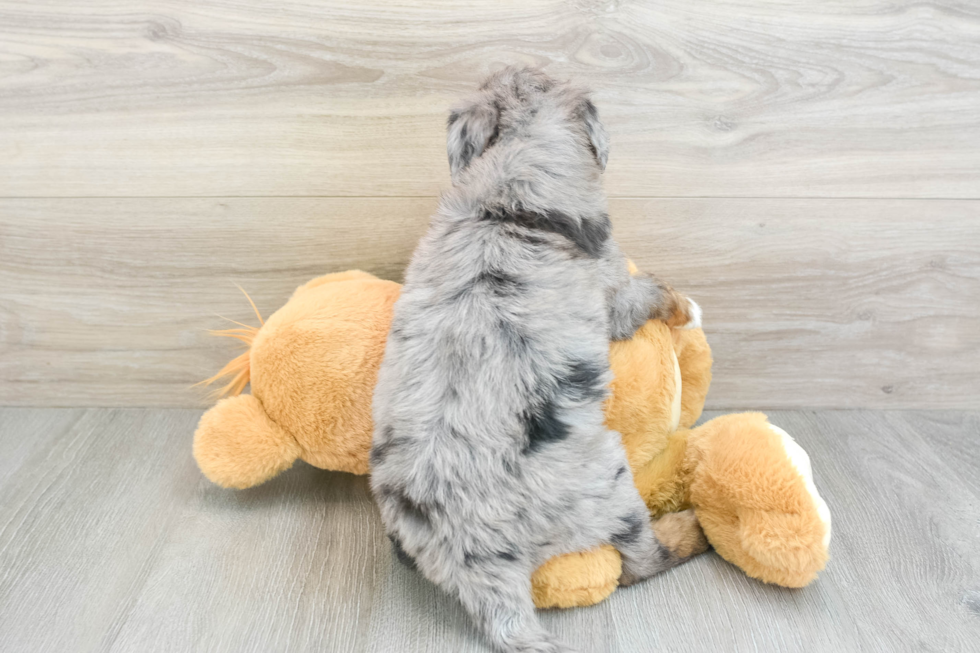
[530,545,622,609]
[685,413,831,587]
[194,394,302,489]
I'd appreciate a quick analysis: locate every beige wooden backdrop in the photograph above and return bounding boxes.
[1,0,978,408]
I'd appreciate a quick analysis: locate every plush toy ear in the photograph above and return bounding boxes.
[579,98,609,171]
[447,99,499,181]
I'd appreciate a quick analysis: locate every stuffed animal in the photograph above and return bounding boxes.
[193,269,831,607]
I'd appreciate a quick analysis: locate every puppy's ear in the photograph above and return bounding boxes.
[580,99,609,172]
[447,99,499,181]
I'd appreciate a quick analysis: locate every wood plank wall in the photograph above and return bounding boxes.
[1,1,978,408]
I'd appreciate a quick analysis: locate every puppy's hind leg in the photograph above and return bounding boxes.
[613,506,708,587]
[450,562,577,653]
[600,466,707,587]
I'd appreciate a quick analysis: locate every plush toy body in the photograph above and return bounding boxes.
[194,270,831,607]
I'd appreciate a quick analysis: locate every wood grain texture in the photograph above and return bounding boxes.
[618,198,980,410]
[1,1,979,197]
[0,197,434,407]
[2,198,977,408]
[1,408,978,652]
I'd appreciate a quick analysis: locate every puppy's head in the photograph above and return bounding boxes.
[446,67,609,183]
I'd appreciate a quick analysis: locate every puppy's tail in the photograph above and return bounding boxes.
[451,567,577,653]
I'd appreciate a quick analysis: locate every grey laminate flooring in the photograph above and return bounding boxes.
[1,409,978,652]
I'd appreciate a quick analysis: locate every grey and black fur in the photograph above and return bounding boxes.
[371,67,703,653]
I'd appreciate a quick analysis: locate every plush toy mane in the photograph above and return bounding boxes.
[197,286,263,398]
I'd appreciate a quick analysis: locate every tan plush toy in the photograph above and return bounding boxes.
[193,269,831,607]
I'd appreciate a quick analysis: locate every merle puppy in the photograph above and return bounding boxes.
[370,67,706,653]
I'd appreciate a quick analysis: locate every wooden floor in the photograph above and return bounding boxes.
[1,408,978,652]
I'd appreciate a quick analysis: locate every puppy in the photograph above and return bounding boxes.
[370,67,706,653]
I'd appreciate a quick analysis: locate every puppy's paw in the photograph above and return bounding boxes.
[680,298,702,330]
[665,294,703,330]
[652,509,709,560]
